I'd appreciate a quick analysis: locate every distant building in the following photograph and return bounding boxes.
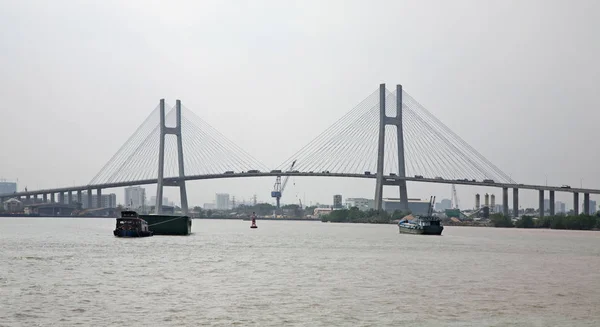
[382,198,430,216]
[149,196,169,206]
[313,207,333,217]
[345,198,374,210]
[493,204,503,213]
[80,192,117,209]
[215,193,230,210]
[543,199,550,212]
[25,203,77,216]
[0,182,17,196]
[589,200,597,215]
[124,186,146,210]
[435,199,452,211]
[3,198,22,212]
[333,194,342,209]
[555,201,566,214]
[203,203,215,210]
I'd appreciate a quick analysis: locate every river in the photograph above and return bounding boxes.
[1,218,599,326]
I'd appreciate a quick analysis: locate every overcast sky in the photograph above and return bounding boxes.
[1,0,599,209]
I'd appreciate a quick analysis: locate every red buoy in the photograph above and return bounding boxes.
[250,212,258,229]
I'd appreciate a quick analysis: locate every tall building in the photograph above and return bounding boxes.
[0,181,17,195]
[215,193,230,210]
[543,199,550,212]
[333,194,342,209]
[589,200,597,215]
[345,198,374,210]
[124,186,146,209]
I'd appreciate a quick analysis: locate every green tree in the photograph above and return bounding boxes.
[515,215,535,228]
[490,213,514,228]
[191,206,204,217]
[391,210,410,220]
[206,209,213,218]
[253,203,276,216]
[304,205,317,216]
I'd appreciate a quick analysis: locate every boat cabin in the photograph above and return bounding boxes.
[116,211,150,232]
[121,210,140,218]
[115,217,150,232]
[416,216,441,227]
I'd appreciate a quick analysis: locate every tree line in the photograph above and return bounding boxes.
[191,203,318,218]
[320,207,410,224]
[490,213,600,230]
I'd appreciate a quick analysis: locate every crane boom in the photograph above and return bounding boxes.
[451,184,460,209]
[280,160,296,194]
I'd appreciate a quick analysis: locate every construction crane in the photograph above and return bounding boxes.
[451,184,460,209]
[271,160,296,209]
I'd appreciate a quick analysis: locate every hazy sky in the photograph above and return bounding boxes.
[1,0,599,209]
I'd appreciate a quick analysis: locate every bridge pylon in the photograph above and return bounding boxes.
[156,99,189,215]
[374,83,409,212]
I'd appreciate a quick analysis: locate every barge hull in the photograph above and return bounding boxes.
[139,214,191,235]
[398,226,443,235]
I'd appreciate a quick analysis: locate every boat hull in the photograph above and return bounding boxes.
[113,229,153,238]
[398,225,443,235]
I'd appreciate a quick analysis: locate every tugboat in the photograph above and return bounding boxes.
[398,196,443,235]
[113,210,153,237]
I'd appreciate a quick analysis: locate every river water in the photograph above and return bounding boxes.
[1,218,599,326]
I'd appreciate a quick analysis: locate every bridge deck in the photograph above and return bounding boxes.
[4,172,600,198]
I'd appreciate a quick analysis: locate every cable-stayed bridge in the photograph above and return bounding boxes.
[4,84,598,217]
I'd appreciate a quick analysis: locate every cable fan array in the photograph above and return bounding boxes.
[276,87,515,184]
[89,103,269,186]
[88,87,515,186]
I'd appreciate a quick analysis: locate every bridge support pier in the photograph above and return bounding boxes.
[539,190,544,218]
[77,190,82,207]
[26,195,30,204]
[68,191,72,205]
[43,193,48,203]
[375,84,408,212]
[33,194,38,203]
[573,193,579,215]
[59,192,64,204]
[583,193,590,215]
[96,189,102,208]
[512,188,519,217]
[87,189,92,209]
[502,187,509,217]
[155,99,189,215]
[549,191,555,216]
[50,193,55,203]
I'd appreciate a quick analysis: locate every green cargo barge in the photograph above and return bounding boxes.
[139,214,192,235]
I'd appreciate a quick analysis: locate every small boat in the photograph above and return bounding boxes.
[113,210,153,237]
[398,216,443,235]
[398,196,443,235]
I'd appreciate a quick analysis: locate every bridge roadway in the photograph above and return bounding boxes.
[6,171,600,198]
